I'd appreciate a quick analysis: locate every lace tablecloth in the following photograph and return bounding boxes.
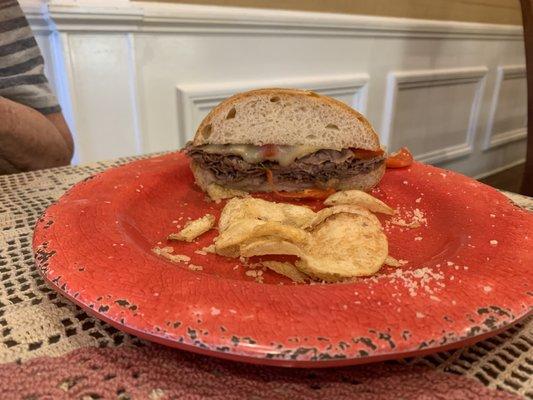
[0,155,531,399]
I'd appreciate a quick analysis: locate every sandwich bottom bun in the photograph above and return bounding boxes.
[190,161,385,193]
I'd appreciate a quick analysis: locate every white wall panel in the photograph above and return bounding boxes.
[382,68,487,164]
[64,33,141,162]
[22,0,527,179]
[484,65,527,150]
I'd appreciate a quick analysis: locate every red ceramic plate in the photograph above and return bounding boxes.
[33,152,533,367]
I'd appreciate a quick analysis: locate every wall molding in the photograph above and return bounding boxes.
[20,0,52,34]
[176,74,369,144]
[19,0,522,39]
[473,158,525,180]
[483,65,527,150]
[381,67,488,164]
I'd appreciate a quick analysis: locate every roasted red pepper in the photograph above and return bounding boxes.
[351,148,385,159]
[260,144,278,158]
[386,147,413,168]
[273,188,336,200]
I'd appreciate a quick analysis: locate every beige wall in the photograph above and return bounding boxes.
[138,0,522,25]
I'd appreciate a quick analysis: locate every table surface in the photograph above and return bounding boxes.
[0,155,531,399]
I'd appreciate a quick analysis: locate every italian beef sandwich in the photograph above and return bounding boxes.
[185,88,386,195]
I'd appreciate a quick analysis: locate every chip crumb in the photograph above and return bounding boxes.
[490,214,496,218]
[151,246,191,263]
[194,249,207,256]
[384,256,407,267]
[244,266,265,283]
[416,312,425,319]
[201,244,216,254]
[483,286,492,293]
[415,198,421,203]
[387,207,427,229]
[414,236,423,241]
[188,264,203,271]
[490,240,498,246]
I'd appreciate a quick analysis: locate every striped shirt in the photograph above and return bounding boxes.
[0,0,60,114]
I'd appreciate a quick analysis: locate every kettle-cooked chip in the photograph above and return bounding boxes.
[249,222,311,245]
[240,237,303,258]
[219,198,315,231]
[324,190,394,215]
[305,204,378,229]
[295,212,388,282]
[216,220,310,258]
[261,261,309,283]
[168,214,216,242]
[214,218,267,257]
[214,194,391,282]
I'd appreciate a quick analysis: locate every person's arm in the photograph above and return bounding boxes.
[0,96,73,173]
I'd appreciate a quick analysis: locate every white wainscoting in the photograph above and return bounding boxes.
[382,67,487,164]
[483,65,527,150]
[21,0,527,178]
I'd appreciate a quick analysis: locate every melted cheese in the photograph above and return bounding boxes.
[200,144,321,167]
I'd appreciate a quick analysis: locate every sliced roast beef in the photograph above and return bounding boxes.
[186,146,384,188]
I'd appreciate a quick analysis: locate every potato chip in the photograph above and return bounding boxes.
[216,219,310,258]
[305,204,378,229]
[280,204,317,228]
[215,195,389,282]
[324,190,394,215]
[260,261,308,283]
[295,212,388,281]
[249,222,310,245]
[218,198,315,232]
[168,214,215,242]
[214,218,267,257]
[206,183,248,203]
[240,237,303,258]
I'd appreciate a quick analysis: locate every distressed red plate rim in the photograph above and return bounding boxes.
[33,152,533,367]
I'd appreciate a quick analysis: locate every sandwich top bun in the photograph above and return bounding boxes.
[193,88,380,151]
